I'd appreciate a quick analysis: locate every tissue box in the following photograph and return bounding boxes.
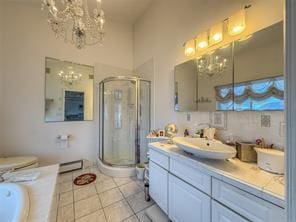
[236,141,257,162]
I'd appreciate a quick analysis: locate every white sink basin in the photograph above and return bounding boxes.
[0,183,29,222]
[173,137,237,160]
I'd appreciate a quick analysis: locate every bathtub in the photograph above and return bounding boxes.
[0,183,29,222]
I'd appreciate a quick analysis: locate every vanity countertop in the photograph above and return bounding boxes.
[149,142,285,208]
[17,164,59,222]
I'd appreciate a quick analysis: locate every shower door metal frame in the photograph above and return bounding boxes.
[99,76,151,167]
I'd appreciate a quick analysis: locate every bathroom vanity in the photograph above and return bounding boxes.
[149,142,285,222]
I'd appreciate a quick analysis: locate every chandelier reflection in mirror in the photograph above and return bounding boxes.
[41,0,106,49]
[197,52,228,78]
[58,66,83,86]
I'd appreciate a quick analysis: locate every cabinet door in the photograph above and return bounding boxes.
[149,161,168,214]
[168,174,211,222]
[212,200,248,222]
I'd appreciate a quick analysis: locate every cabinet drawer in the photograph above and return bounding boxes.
[212,178,286,222]
[170,157,211,195]
[169,174,211,222]
[150,149,169,170]
[212,200,248,222]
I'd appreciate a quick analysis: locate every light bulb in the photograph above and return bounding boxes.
[232,25,244,34]
[196,32,209,50]
[197,41,208,49]
[209,22,223,45]
[212,33,222,41]
[184,39,196,57]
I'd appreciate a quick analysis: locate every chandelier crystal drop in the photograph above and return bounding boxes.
[41,0,106,49]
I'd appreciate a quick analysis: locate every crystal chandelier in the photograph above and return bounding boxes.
[197,54,228,78]
[58,66,83,85]
[41,0,106,49]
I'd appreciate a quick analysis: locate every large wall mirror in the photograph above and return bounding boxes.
[45,58,94,122]
[174,60,198,112]
[174,21,284,112]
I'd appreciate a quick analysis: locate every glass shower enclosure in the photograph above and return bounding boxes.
[99,76,150,167]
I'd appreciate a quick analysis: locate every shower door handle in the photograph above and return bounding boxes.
[135,125,140,163]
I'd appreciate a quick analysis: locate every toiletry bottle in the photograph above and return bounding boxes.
[184,129,189,137]
[200,129,204,138]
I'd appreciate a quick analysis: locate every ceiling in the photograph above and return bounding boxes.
[8,0,153,24]
[102,0,153,24]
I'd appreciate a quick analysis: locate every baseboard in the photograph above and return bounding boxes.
[59,160,83,174]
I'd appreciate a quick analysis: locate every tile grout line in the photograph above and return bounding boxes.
[94,178,109,222]
[117,181,139,221]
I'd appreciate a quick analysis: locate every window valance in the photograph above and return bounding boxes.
[215,76,284,104]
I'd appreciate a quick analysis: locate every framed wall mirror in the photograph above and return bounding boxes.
[45,57,94,122]
[174,21,284,112]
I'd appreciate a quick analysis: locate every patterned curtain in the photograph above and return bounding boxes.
[215,76,284,104]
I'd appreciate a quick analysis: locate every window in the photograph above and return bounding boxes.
[216,76,284,111]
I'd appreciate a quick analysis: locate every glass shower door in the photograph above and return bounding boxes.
[139,80,151,163]
[102,79,137,166]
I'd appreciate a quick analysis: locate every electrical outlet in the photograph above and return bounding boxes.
[187,113,191,121]
[261,115,271,127]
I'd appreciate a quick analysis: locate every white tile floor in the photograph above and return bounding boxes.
[54,166,155,222]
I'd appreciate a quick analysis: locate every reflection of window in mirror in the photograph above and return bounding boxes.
[64,91,85,121]
[45,57,94,122]
[233,21,283,111]
[216,76,284,111]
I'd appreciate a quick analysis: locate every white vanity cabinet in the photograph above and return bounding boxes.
[169,174,211,222]
[149,145,285,222]
[212,200,248,222]
[149,160,169,213]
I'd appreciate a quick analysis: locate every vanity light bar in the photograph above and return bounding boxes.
[184,5,251,57]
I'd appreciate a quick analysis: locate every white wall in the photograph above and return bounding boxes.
[134,0,285,148]
[1,2,134,165]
